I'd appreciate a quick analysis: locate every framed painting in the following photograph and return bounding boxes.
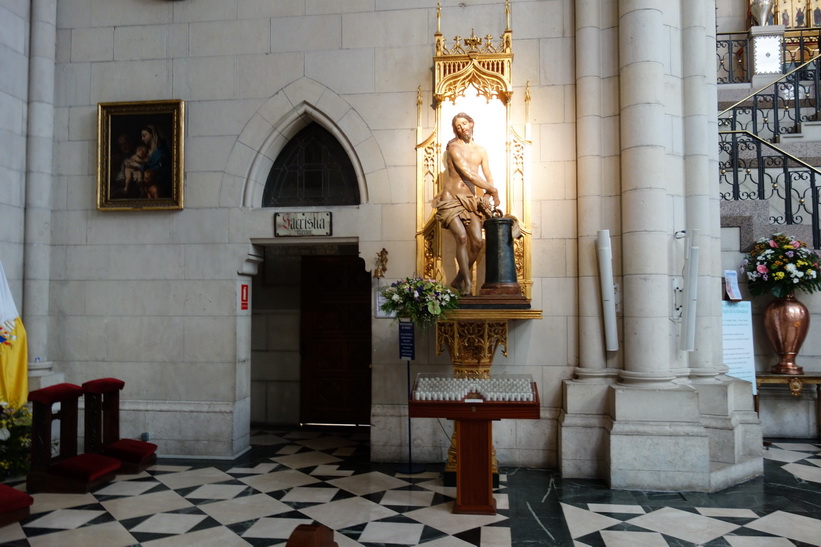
[96,100,184,211]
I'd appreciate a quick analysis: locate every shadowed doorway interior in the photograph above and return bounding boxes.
[250,244,372,428]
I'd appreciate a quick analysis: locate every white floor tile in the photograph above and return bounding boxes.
[95,480,160,497]
[627,507,741,545]
[142,525,253,546]
[480,525,512,546]
[24,508,105,530]
[763,447,814,463]
[561,503,622,539]
[26,521,137,547]
[696,507,759,518]
[406,502,507,536]
[239,468,320,492]
[271,450,342,469]
[745,510,821,546]
[280,485,339,503]
[101,490,193,521]
[198,493,293,525]
[600,530,669,547]
[359,521,424,544]
[300,496,397,529]
[380,488,435,507]
[327,471,410,496]
[242,516,313,539]
[782,461,821,484]
[129,512,207,535]
[724,536,798,547]
[155,467,234,490]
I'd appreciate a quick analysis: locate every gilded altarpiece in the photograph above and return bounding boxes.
[415,2,532,300]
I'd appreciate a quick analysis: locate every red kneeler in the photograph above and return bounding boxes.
[27,383,121,494]
[0,484,33,528]
[82,378,157,474]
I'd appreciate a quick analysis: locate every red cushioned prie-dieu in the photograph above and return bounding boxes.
[0,484,33,514]
[49,453,121,481]
[103,438,158,463]
[81,378,125,394]
[28,383,83,405]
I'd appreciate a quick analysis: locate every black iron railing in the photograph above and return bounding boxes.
[717,32,750,84]
[784,29,821,67]
[718,56,821,141]
[717,28,821,85]
[719,130,821,248]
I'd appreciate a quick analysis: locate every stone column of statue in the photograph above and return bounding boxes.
[433,113,500,295]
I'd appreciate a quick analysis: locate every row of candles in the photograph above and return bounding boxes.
[412,376,534,402]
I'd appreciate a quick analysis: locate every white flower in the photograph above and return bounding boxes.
[0,428,9,441]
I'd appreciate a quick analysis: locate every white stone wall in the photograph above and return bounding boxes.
[2,1,772,483]
[39,0,579,462]
[0,0,30,297]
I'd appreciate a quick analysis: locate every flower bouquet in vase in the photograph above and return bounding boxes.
[379,277,461,329]
[741,233,821,374]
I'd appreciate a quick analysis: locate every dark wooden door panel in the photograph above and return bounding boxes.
[300,255,371,425]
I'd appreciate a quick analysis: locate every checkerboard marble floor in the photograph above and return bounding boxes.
[1,431,819,546]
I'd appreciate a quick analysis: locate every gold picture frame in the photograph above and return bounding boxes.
[96,100,184,211]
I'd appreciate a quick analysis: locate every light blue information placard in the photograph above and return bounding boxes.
[722,301,756,395]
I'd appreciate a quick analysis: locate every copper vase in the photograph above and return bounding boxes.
[763,294,808,375]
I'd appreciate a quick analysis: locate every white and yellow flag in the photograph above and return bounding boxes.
[0,261,27,407]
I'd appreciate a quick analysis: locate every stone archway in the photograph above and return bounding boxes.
[221,78,383,209]
[224,78,390,431]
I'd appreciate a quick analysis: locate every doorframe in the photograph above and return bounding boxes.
[246,238,370,428]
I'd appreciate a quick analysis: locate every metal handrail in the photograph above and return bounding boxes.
[719,55,821,116]
[719,129,821,247]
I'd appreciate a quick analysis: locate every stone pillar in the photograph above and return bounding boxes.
[560,0,619,479]
[617,0,674,386]
[682,0,764,487]
[681,0,722,380]
[575,0,620,380]
[24,0,60,388]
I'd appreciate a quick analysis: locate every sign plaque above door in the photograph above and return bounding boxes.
[274,212,332,237]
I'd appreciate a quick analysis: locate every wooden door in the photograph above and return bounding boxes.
[300,255,372,425]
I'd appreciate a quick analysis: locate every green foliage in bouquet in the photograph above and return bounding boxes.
[741,233,821,298]
[0,403,31,479]
[379,277,461,328]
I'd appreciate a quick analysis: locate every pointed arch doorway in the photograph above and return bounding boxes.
[250,243,372,427]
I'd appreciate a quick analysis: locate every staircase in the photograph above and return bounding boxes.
[718,54,821,249]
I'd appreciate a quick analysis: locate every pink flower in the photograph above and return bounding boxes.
[791,240,801,248]
[757,264,768,274]
[769,240,778,248]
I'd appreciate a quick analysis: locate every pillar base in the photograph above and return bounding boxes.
[28,361,64,391]
[606,383,763,491]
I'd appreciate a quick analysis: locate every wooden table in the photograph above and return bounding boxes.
[408,380,539,515]
[755,374,821,437]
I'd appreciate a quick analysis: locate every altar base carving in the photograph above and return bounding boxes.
[435,306,542,479]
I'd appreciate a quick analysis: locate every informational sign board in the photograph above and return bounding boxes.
[274,212,332,237]
[722,301,757,395]
[399,322,415,360]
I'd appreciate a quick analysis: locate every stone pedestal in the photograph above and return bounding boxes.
[750,25,785,89]
[609,385,711,491]
[607,381,763,492]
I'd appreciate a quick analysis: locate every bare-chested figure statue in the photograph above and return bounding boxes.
[434,113,500,294]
